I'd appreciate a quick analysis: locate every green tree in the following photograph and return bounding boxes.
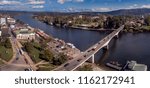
[4,38,12,48]
[145,16,150,26]
[24,42,34,53]
[79,64,93,71]
[104,16,124,29]
[52,53,67,65]
[39,49,54,63]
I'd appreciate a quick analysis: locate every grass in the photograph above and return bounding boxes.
[37,64,57,71]
[29,47,42,63]
[78,64,93,71]
[0,45,13,62]
[28,42,43,63]
[0,60,4,65]
[141,26,150,31]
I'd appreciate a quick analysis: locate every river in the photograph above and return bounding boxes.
[14,14,150,70]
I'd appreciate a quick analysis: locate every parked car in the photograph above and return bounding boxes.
[24,68,33,71]
[64,63,69,67]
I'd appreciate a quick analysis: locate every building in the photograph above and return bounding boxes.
[128,61,147,71]
[0,30,1,36]
[7,18,16,24]
[0,18,6,25]
[13,28,35,40]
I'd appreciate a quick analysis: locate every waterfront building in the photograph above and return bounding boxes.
[13,28,35,40]
[0,30,1,36]
[0,18,6,25]
[7,18,16,24]
[128,61,147,71]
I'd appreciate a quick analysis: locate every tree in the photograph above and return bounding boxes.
[24,42,34,53]
[39,49,54,63]
[145,16,150,26]
[79,64,93,71]
[4,38,12,48]
[104,16,124,29]
[52,53,67,65]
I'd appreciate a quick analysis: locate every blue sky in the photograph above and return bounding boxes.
[0,0,150,12]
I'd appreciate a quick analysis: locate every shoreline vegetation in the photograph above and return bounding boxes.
[32,14,150,71]
[33,14,150,33]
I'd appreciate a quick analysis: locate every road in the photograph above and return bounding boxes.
[54,25,124,71]
[0,27,36,71]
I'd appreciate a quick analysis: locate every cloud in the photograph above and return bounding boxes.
[141,4,150,8]
[28,0,45,5]
[57,0,65,4]
[32,5,44,9]
[128,4,150,9]
[92,8,112,12]
[75,0,84,2]
[57,0,84,4]
[128,4,138,9]
[0,0,21,5]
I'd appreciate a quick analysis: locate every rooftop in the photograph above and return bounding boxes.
[128,61,147,71]
[14,28,35,35]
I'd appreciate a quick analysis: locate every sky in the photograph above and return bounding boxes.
[0,0,150,12]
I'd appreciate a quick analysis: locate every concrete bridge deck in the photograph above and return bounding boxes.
[54,25,124,71]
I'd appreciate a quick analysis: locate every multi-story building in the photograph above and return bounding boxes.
[7,18,16,24]
[0,30,1,36]
[0,18,6,25]
[13,28,35,40]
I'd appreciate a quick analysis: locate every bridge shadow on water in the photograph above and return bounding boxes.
[95,33,123,67]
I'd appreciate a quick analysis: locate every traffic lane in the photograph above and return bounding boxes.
[12,55,26,64]
[0,64,27,71]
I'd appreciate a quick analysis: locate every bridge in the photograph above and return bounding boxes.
[54,25,124,71]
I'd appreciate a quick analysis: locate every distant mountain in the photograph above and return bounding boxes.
[105,8,150,15]
[72,8,150,16]
[0,8,150,16]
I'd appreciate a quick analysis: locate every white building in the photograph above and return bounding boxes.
[14,28,35,40]
[7,18,16,24]
[0,18,6,25]
[16,33,35,40]
[0,30,2,36]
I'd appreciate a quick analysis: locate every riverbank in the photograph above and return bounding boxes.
[35,18,150,33]
[33,15,150,33]
[77,62,115,71]
[14,14,150,71]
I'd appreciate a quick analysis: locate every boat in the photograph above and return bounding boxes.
[106,60,148,71]
[106,61,122,70]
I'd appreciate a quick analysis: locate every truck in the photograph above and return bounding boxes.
[92,46,97,51]
[19,49,24,55]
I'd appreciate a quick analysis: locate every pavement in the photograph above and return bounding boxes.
[0,27,36,71]
[54,25,124,71]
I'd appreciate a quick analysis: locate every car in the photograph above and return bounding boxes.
[84,55,86,57]
[16,57,19,60]
[77,59,82,62]
[87,50,91,52]
[64,63,69,67]
[24,68,33,71]
[92,48,95,51]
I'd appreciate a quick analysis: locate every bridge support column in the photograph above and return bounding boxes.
[103,45,109,50]
[91,55,94,63]
[115,34,119,38]
[115,32,119,38]
[88,55,95,63]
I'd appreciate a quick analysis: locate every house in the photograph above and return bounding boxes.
[0,18,6,25]
[13,28,35,40]
[7,18,16,24]
[0,30,1,36]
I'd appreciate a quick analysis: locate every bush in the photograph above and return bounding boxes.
[4,38,12,48]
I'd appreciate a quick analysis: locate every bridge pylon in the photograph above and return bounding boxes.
[88,55,95,63]
[103,45,109,50]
